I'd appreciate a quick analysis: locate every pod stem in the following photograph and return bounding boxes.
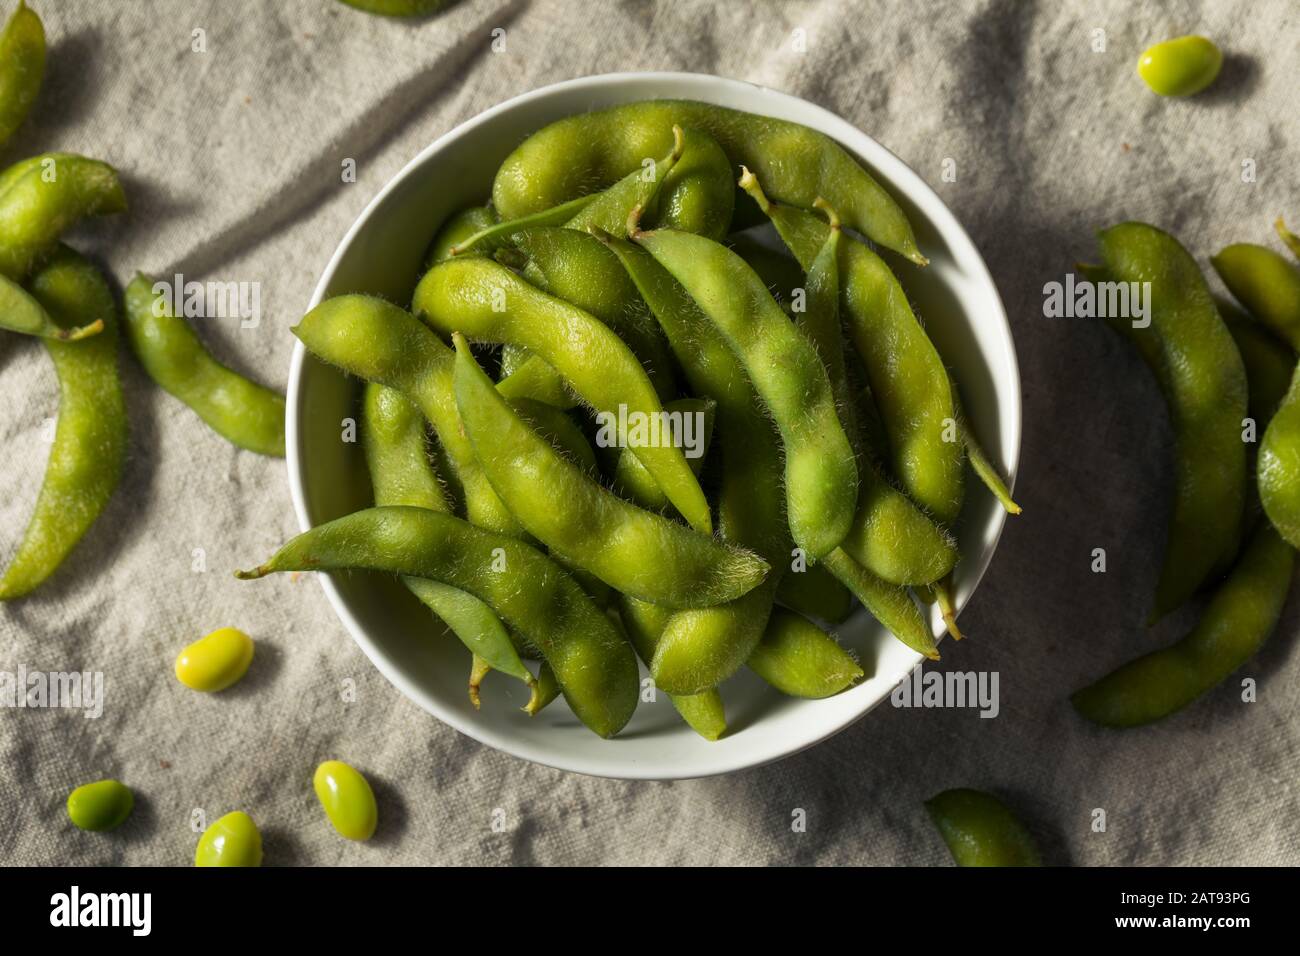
[934,576,964,641]
[233,566,271,580]
[468,655,492,710]
[737,165,773,214]
[57,319,105,342]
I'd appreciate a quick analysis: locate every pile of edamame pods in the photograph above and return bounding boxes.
[0,3,286,602]
[1071,218,1300,729]
[239,101,1022,741]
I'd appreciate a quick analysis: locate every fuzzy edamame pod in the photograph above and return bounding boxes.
[0,273,102,340]
[1094,223,1249,621]
[822,549,938,660]
[1221,299,1293,428]
[1073,523,1293,727]
[0,154,126,281]
[747,609,863,698]
[610,396,713,512]
[426,205,496,265]
[362,382,538,703]
[633,226,858,560]
[740,170,963,524]
[776,564,854,624]
[413,256,713,534]
[1212,242,1300,350]
[1258,369,1300,548]
[123,275,285,456]
[925,789,1042,867]
[452,334,767,607]
[0,1,44,150]
[492,99,926,265]
[295,295,521,535]
[450,194,595,258]
[618,596,726,741]
[0,247,126,600]
[237,506,640,738]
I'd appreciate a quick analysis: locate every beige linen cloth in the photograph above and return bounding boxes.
[2,0,1297,866]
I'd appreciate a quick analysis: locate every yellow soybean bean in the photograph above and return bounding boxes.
[66,779,133,832]
[194,811,262,867]
[313,760,378,841]
[174,627,254,692]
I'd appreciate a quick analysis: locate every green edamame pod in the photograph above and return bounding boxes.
[925,789,1042,867]
[1212,243,1300,350]
[0,154,126,281]
[123,275,285,457]
[822,549,938,660]
[748,609,863,698]
[1073,523,1293,727]
[563,125,686,237]
[1095,224,1249,621]
[237,506,640,738]
[450,194,596,258]
[729,233,805,305]
[493,100,925,265]
[741,170,963,524]
[511,226,677,399]
[611,397,714,512]
[619,596,726,741]
[362,382,537,700]
[1221,298,1293,426]
[633,226,858,560]
[1277,218,1300,262]
[452,334,767,608]
[0,247,126,600]
[0,1,44,150]
[295,295,522,535]
[776,564,855,624]
[510,397,598,474]
[0,272,102,340]
[495,353,577,409]
[413,257,713,533]
[338,0,449,15]
[1259,369,1300,548]
[427,205,496,265]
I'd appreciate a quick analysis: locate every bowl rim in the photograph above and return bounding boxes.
[287,70,1022,780]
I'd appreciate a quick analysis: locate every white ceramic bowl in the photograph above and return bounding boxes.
[288,72,1020,780]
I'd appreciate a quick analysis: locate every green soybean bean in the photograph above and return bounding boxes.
[1277,218,1300,262]
[511,226,677,399]
[194,810,262,867]
[493,100,926,265]
[740,170,963,524]
[777,564,855,624]
[925,789,1042,867]
[452,334,766,607]
[495,352,577,409]
[296,295,521,534]
[363,382,537,700]
[1093,223,1249,621]
[633,226,858,559]
[450,194,595,258]
[610,397,714,512]
[0,2,44,150]
[313,760,378,841]
[413,257,713,533]
[0,247,125,600]
[1212,242,1300,350]
[0,154,126,281]
[1073,523,1293,727]
[747,609,863,698]
[1137,35,1222,97]
[0,272,102,340]
[511,396,599,474]
[237,506,640,737]
[427,205,496,265]
[123,275,285,456]
[618,596,726,741]
[602,234,787,692]
[66,779,133,832]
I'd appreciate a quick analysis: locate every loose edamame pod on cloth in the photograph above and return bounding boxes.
[1073,523,1293,728]
[1090,223,1248,622]
[491,99,927,266]
[413,256,713,534]
[362,382,539,703]
[925,789,1043,867]
[0,153,125,281]
[1212,242,1300,350]
[740,170,964,525]
[632,225,858,560]
[0,272,102,340]
[0,246,126,600]
[452,334,768,608]
[122,275,285,456]
[237,507,640,738]
[337,0,450,16]
[0,1,44,150]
